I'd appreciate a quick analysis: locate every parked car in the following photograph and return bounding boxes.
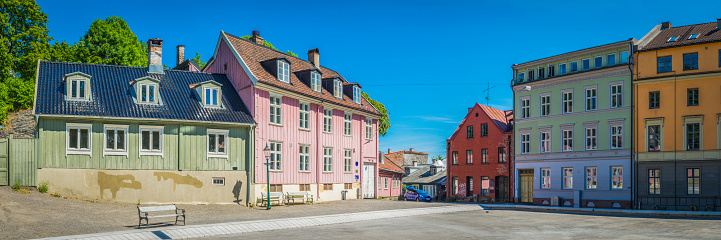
[404,187,432,202]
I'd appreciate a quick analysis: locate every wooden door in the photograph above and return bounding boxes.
[362,163,375,198]
[519,170,534,203]
[495,176,509,202]
[0,138,7,186]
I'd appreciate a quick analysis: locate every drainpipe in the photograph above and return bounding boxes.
[316,101,324,202]
[628,41,634,209]
[247,126,255,207]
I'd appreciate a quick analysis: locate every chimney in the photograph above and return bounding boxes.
[387,148,392,153]
[148,39,164,74]
[661,21,672,30]
[308,48,319,67]
[176,45,185,66]
[717,18,721,29]
[249,30,263,45]
[409,148,414,152]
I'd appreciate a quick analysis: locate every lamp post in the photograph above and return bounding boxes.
[263,143,271,210]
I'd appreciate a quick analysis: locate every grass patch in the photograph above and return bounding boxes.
[38,181,49,193]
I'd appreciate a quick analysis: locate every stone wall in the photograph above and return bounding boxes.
[0,109,36,139]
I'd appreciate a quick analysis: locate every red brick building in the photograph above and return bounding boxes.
[446,104,513,202]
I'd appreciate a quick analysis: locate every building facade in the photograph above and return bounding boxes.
[33,39,256,204]
[511,39,644,208]
[634,19,721,210]
[377,154,404,199]
[204,31,382,202]
[446,104,513,202]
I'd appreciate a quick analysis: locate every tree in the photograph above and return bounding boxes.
[48,40,75,62]
[0,0,51,81]
[191,52,207,69]
[431,155,445,162]
[73,16,147,67]
[286,50,298,57]
[362,92,391,136]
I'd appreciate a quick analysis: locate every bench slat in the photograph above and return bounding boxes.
[138,205,178,212]
[146,214,183,218]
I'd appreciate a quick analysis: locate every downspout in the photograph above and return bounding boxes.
[247,125,255,207]
[316,101,324,202]
[511,68,517,203]
[628,42,635,209]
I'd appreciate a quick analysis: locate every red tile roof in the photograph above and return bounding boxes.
[222,32,381,115]
[641,22,721,51]
[448,103,513,141]
[379,155,404,173]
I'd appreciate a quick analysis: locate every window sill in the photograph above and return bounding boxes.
[208,154,229,159]
[269,170,283,172]
[466,163,473,165]
[344,134,352,137]
[139,151,164,157]
[269,123,283,127]
[103,151,128,158]
[299,171,312,173]
[323,171,333,173]
[66,150,92,156]
[299,128,311,132]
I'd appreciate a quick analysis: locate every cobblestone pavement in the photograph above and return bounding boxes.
[0,186,450,239]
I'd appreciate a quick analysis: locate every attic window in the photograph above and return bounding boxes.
[311,71,321,92]
[353,86,361,104]
[204,87,220,107]
[688,33,700,40]
[68,78,88,100]
[668,36,679,42]
[334,80,342,98]
[278,60,290,83]
[139,83,157,104]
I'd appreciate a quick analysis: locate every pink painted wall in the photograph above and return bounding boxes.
[204,39,255,116]
[377,171,402,198]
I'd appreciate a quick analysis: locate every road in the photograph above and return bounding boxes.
[206,209,721,239]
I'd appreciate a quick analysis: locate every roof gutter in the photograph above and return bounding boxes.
[36,114,257,127]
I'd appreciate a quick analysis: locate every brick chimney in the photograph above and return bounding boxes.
[388,148,391,153]
[148,39,163,74]
[661,21,672,30]
[249,30,263,45]
[176,45,185,66]
[308,48,319,67]
[717,18,721,29]
[409,148,414,152]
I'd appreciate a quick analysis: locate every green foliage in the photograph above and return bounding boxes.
[0,0,52,81]
[49,41,76,62]
[286,50,298,57]
[11,181,22,190]
[38,181,49,193]
[362,92,391,136]
[51,193,61,198]
[192,52,207,69]
[73,16,147,67]
[0,77,35,122]
[431,154,445,162]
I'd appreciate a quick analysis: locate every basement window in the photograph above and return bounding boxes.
[688,33,700,40]
[212,177,225,186]
[668,36,679,42]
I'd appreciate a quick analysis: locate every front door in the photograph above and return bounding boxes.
[495,176,509,202]
[362,163,375,198]
[0,138,7,186]
[519,169,534,203]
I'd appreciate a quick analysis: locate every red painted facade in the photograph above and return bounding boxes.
[446,104,514,202]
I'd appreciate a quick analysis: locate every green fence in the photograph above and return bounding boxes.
[0,134,38,187]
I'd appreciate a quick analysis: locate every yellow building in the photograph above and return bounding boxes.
[633,19,721,210]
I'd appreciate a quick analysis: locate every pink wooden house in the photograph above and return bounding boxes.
[204,31,382,202]
[377,154,404,199]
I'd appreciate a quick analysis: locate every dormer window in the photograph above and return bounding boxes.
[204,87,219,106]
[688,33,700,40]
[334,80,342,98]
[353,86,361,104]
[65,72,92,101]
[278,60,290,83]
[139,83,157,104]
[668,36,679,42]
[311,71,321,92]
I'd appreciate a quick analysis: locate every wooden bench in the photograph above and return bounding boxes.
[260,192,286,206]
[137,205,185,229]
[286,191,314,205]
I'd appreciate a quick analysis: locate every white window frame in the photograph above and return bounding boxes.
[610,82,623,108]
[333,80,342,99]
[278,60,290,83]
[269,141,282,171]
[344,149,352,173]
[299,144,310,172]
[68,78,89,100]
[517,71,525,82]
[607,53,617,66]
[299,102,310,130]
[520,97,530,119]
[586,166,597,189]
[212,177,225,186]
[365,118,373,140]
[344,113,352,137]
[207,129,229,158]
[466,150,473,164]
[620,51,629,64]
[645,118,664,152]
[311,71,321,92]
[594,55,603,68]
[582,58,591,70]
[66,123,92,156]
[323,108,333,133]
[585,126,597,151]
[139,125,164,157]
[611,166,623,190]
[539,130,551,153]
[269,94,282,126]
[103,124,128,157]
[353,86,361,104]
[138,83,157,104]
[541,168,551,189]
[203,86,220,107]
[683,116,703,151]
[570,61,578,72]
[562,90,573,114]
[323,147,333,172]
[562,129,573,152]
[585,86,597,111]
[610,124,623,150]
[559,63,567,75]
[563,167,573,189]
[538,66,545,79]
[520,131,531,154]
[540,93,550,116]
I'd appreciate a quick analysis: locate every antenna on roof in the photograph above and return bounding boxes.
[481,82,495,106]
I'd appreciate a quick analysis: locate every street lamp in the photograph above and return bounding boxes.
[263,143,271,210]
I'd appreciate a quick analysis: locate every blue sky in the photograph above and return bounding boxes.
[39,0,720,159]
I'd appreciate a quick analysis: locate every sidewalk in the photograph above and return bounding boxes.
[39,205,483,240]
[479,203,721,217]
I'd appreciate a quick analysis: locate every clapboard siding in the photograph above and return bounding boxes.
[9,138,38,186]
[205,39,256,116]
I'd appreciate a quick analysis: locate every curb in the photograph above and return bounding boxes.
[480,204,721,217]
